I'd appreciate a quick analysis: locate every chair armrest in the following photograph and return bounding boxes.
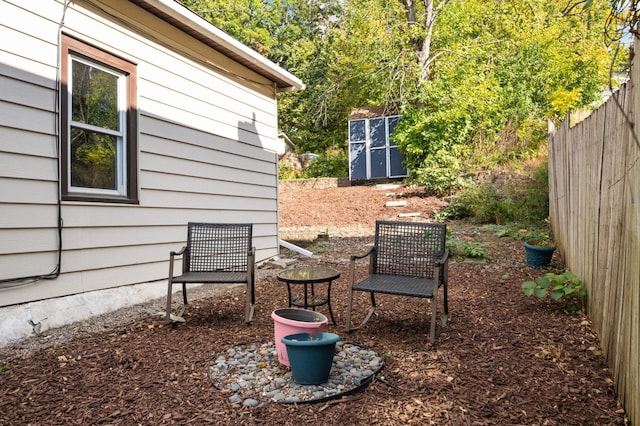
[349,246,376,286]
[350,246,376,261]
[170,246,187,257]
[247,247,256,275]
[435,250,449,287]
[168,246,187,279]
[435,250,449,267]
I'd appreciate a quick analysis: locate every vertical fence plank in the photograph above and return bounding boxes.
[599,88,627,358]
[618,54,640,418]
[547,37,639,426]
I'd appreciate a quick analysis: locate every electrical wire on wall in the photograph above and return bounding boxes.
[0,1,69,289]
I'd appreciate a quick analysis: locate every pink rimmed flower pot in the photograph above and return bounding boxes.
[271,308,328,366]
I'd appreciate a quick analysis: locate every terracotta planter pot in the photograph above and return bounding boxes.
[271,308,328,366]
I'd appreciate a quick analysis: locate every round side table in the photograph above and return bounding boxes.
[276,266,340,325]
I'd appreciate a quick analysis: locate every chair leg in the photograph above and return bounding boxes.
[442,282,449,326]
[359,292,376,326]
[182,283,188,305]
[246,257,256,323]
[165,278,173,324]
[361,305,377,326]
[346,290,377,331]
[245,281,255,323]
[345,287,355,331]
[442,264,449,326]
[171,283,188,319]
[167,283,186,322]
[246,304,255,323]
[430,290,438,343]
[355,292,375,327]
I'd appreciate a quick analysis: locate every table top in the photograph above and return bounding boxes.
[277,266,340,283]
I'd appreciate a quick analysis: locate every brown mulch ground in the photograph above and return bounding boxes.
[0,183,629,425]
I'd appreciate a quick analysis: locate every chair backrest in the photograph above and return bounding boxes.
[184,223,253,273]
[372,220,446,278]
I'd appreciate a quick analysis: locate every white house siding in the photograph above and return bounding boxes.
[0,0,289,321]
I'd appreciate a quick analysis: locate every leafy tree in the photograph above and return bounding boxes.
[182,0,626,182]
[392,0,621,193]
[182,0,344,154]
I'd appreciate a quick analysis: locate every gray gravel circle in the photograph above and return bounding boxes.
[207,340,384,406]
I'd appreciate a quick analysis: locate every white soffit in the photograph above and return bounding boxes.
[130,0,305,92]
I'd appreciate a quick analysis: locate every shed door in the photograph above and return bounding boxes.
[349,115,407,180]
[348,119,367,180]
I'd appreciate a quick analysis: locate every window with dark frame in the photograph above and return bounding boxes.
[60,35,138,203]
[348,115,407,180]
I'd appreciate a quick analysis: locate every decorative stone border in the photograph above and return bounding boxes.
[207,341,383,406]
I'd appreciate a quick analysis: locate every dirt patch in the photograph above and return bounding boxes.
[0,183,628,425]
[279,182,448,240]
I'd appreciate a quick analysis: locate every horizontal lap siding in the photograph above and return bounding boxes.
[0,0,282,305]
[0,1,61,297]
[142,150,273,187]
[0,153,59,182]
[1,127,58,157]
[7,263,170,304]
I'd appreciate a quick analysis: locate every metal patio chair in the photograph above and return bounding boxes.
[166,222,255,323]
[345,220,449,342]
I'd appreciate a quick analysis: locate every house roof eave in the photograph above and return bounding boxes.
[129,0,305,92]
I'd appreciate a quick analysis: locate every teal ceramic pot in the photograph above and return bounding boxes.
[282,332,340,385]
[524,241,557,268]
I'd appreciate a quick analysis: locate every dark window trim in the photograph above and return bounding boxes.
[60,34,139,204]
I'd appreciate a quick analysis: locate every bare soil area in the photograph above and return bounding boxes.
[0,182,629,425]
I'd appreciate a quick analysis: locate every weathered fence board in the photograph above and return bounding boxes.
[548,37,639,426]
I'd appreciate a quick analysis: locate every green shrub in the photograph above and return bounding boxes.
[522,271,586,312]
[278,161,299,180]
[410,150,471,197]
[446,160,549,226]
[455,184,513,223]
[478,223,551,242]
[459,241,488,258]
[514,161,549,223]
[433,199,472,220]
[278,150,348,180]
[447,237,488,259]
[301,152,348,178]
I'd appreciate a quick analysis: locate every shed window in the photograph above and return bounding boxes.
[60,35,138,203]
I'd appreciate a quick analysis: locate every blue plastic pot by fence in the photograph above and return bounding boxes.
[524,242,556,268]
[282,332,341,385]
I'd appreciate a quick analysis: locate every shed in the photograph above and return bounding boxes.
[348,107,408,181]
[0,0,304,346]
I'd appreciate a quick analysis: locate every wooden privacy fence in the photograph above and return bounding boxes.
[548,38,639,426]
